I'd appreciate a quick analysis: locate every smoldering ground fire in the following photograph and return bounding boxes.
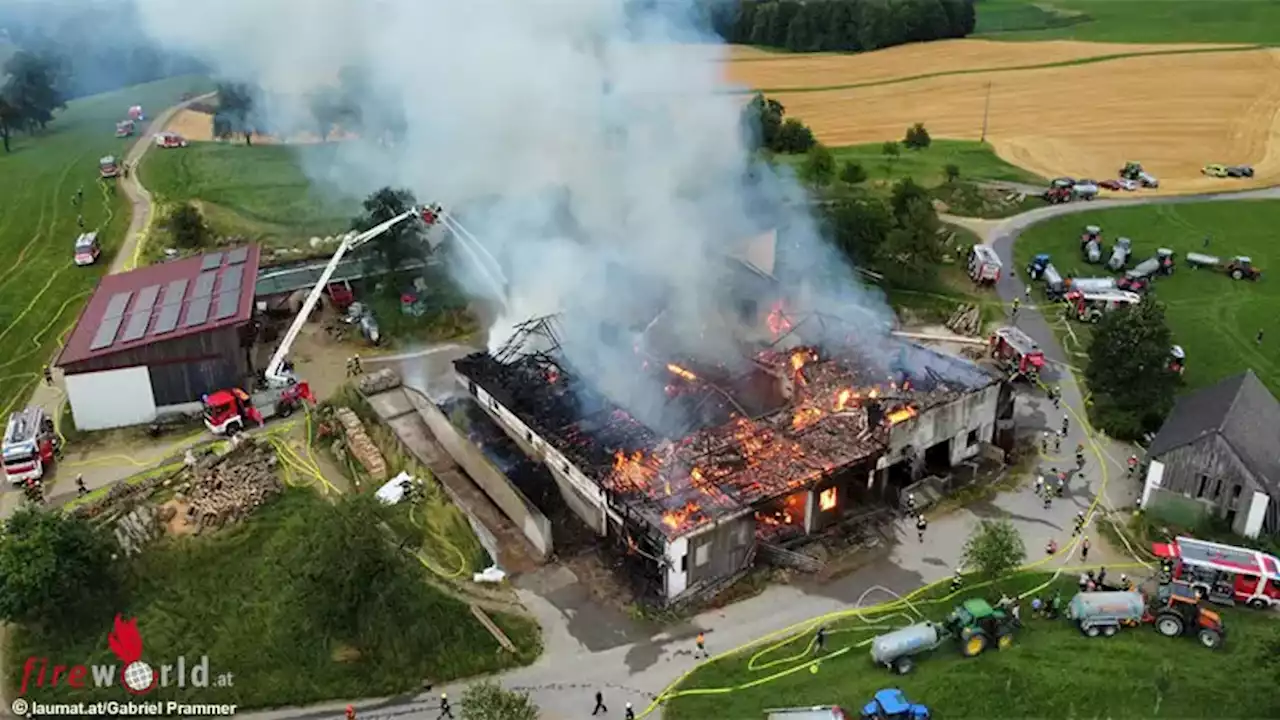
[457,300,1006,603]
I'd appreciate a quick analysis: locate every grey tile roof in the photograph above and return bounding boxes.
[1149,369,1280,495]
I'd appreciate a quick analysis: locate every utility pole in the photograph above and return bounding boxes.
[980,81,992,143]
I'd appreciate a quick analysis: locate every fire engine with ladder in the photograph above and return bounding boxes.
[201,204,464,436]
[988,326,1045,383]
[2,407,59,484]
[1152,535,1280,609]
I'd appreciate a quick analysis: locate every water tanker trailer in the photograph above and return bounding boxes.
[1107,237,1132,271]
[1066,591,1146,637]
[1186,253,1220,269]
[1065,277,1116,293]
[869,599,1016,674]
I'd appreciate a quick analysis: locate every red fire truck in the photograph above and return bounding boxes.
[1152,536,1280,609]
[988,326,1045,383]
[3,407,58,484]
[202,384,315,436]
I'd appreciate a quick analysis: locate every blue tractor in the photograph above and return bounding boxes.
[861,689,930,720]
[1027,253,1052,280]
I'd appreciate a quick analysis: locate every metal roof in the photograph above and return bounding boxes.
[1148,369,1280,496]
[1174,536,1278,578]
[57,245,261,367]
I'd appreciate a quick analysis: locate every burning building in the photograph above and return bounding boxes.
[455,306,1005,604]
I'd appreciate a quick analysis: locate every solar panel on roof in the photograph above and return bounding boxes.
[119,311,151,342]
[221,265,244,293]
[200,252,224,270]
[184,295,211,327]
[134,285,161,313]
[162,278,188,305]
[212,291,239,320]
[89,314,124,350]
[193,271,217,298]
[152,303,181,335]
[226,247,249,265]
[103,291,132,319]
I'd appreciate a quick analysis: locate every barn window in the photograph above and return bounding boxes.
[680,553,688,572]
[1214,479,1223,499]
[1196,474,1209,498]
[695,542,709,567]
[1231,485,1243,500]
[966,429,979,447]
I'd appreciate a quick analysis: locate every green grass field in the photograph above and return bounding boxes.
[0,75,211,420]
[1013,201,1280,397]
[977,0,1280,44]
[665,572,1280,719]
[142,141,360,251]
[779,140,1045,189]
[9,490,539,709]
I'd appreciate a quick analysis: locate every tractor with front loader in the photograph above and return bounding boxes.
[869,598,1017,674]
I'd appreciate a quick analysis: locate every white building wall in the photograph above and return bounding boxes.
[665,536,689,599]
[65,366,157,430]
[1141,460,1166,509]
[877,384,1000,470]
[1243,491,1269,539]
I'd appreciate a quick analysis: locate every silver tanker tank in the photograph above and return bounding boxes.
[869,621,943,666]
[1066,277,1117,293]
[1066,591,1146,624]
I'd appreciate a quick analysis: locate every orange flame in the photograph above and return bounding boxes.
[834,388,854,412]
[662,502,701,530]
[819,486,838,511]
[667,363,697,382]
[791,406,824,431]
[766,301,793,338]
[888,406,918,424]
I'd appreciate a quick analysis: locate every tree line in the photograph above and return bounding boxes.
[0,51,65,153]
[709,0,976,53]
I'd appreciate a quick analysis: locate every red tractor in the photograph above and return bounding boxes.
[989,326,1046,383]
[1043,185,1073,204]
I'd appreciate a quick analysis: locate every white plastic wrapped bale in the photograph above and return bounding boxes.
[375,471,414,505]
[473,566,507,584]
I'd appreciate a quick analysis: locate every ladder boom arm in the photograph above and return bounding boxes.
[264,208,421,384]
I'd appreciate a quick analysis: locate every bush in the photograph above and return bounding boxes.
[944,163,961,183]
[0,508,119,632]
[164,202,209,249]
[800,143,836,186]
[961,518,1027,578]
[775,117,816,154]
[839,161,868,185]
[461,681,539,720]
[904,122,932,150]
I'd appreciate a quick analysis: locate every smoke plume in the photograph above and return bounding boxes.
[131,0,890,432]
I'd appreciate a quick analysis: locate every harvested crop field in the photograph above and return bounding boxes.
[722,39,1241,90]
[163,109,355,145]
[772,48,1280,194]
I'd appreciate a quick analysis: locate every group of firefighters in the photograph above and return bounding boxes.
[22,473,88,505]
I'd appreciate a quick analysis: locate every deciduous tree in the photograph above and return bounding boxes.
[883,196,943,279]
[839,160,868,185]
[165,202,209,249]
[826,193,892,265]
[800,143,836,186]
[215,82,256,145]
[1085,298,1179,440]
[0,95,21,153]
[460,681,539,720]
[903,122,932,150]
[881,140,900,176]
[2,50,65,132]
[352,187,427,294]
[0,507,118,631]
[961,518,1026,578]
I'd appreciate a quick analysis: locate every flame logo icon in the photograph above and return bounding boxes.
[108,615,156,694]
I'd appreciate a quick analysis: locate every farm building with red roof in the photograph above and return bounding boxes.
[57,246,260,430]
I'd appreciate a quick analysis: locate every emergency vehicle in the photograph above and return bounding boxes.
[3,407,58,484]
[74,231,101,266]
[201,384,314,436]
[1152,536,1280,609]
[988,326,1045,383]
[967,245,1002,285]
[154,132,188,148]
[99,155,120,179]
[1063,288,1140,323]
[115,120,135,138]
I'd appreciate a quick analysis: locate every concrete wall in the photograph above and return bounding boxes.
[669,511,754,600]
[877,383,1000,471]
[406,389,553,559]
[65,366,157,430]
[465,376,617,535]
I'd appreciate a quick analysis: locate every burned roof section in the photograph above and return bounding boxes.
[457,312,999,539]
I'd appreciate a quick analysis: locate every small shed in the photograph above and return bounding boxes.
[57,246,261,430]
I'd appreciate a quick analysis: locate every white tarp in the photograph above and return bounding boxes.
[376,471,415,505]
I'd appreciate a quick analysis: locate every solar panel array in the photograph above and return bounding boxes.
[81,248,252,357]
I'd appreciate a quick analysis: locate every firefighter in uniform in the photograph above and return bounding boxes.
[915,514,928,542]
[1127,454,1139,477]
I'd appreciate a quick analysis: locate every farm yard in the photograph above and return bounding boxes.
[664,572,1280,719]
[1013,201,1280,398]
[0,75,209,422]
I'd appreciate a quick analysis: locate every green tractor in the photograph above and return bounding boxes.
[944,598,1017,657]
[1119,161,1144,181]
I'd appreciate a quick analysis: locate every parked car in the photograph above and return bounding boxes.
[1100,178,1138,191]
[1202,164,1229,178]
[1227,165,1255,178]
[1138,171,1160,188]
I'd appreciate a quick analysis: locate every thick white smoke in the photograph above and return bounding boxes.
[132,0,890,429]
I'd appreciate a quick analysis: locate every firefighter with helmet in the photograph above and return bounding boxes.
[1128,454,1139,477]
[346,706,356,720]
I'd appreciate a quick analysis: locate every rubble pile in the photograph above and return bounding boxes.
[359,368,402,395]
[70,471,173,521]
[334,408,388,480]
[114,505,162,556]
[183,440,284,532]
[946,303,983,336]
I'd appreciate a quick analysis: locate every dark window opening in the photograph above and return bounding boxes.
[680,554,688,572]
[738,298,758,323]
[468,380,477,396]
[1196,474,1209,498]
[1214,479,1223,499]
[966,428,979,447]
[1231,484,1243,499]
